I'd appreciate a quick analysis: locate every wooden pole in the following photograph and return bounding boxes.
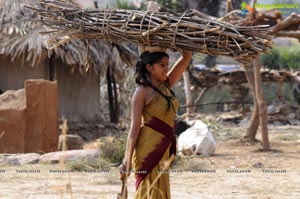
[244,66,259,141]
[253,56,270,150]
[183,71,192,116]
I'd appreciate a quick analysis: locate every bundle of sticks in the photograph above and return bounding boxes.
[29,0,274,65]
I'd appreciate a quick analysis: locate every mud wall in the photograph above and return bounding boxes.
[0,79,58,153]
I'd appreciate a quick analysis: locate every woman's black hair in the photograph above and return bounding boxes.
[135,51,169,86]
[135,51,176,113]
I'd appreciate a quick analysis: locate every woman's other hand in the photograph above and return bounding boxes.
[119,161,132,181]
[181,49,192,58]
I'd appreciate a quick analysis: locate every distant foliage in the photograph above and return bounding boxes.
[116,0,140,9]
[260,46,300,70]
[158,0,184,12]
[260,48,281,70]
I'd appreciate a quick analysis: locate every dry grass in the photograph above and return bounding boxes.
[68,157,110,171]
[172,155,207,171]
[83,140,100,149]
[54,119,119,198]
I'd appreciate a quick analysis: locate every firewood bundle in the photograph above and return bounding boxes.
[29,0,274,65]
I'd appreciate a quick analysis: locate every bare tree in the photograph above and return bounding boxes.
[106,63,120,123]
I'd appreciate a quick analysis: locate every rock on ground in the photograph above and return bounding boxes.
[39,149,100,163]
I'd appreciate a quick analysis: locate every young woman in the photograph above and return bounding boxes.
[119,47,192,199]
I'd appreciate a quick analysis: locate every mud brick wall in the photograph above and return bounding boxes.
[0,107,26,153]
[24,80,58,153]
[0,79,58,153]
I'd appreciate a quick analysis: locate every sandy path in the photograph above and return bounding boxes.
[0,166,299,199]
[1,126,300,199]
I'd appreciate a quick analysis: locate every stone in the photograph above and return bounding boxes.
[39,149,100,163]
[1,157,21,166]
[252,162,264,168]
[4,153,41,165]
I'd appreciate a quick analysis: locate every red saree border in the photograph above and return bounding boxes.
[135,116,176,190]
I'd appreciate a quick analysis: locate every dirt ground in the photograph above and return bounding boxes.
[0,125,300,199]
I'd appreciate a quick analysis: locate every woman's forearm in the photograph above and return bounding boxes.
[124,126,140,167]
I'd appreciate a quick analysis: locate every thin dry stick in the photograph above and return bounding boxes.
[58,119,74,199]
[26,0,274,66]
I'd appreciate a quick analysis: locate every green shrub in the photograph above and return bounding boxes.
[99,134,127,163]
[260,48,281,69]
[261,46,300,70]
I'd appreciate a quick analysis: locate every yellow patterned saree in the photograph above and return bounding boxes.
[132,82,179,199]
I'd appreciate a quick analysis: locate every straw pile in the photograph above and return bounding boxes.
[29,0,273,65]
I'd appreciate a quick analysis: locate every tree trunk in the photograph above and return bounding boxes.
[107,64,117,123]
[112,64,119,123]
[253,57,270,150]
[244,66,259,141]
[277,81,283,101]
[226,0,233,13]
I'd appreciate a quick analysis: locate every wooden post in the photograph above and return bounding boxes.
[48,54,55,81]
[244,66,259,141]
[112,64,120,123]
[183,71,192,116]
[107,64,115,123]
[253,57,270,150]
[226,0,233,13]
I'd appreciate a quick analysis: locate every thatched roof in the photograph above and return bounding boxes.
[0,0,137,74]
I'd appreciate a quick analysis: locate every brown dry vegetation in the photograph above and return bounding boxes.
[0,125,300,199]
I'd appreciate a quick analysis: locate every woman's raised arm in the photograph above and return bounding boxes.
[167,50,192,88]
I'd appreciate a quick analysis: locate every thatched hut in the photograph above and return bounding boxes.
[0,0,137,125]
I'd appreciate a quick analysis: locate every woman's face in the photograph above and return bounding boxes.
[148,56,169,82]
